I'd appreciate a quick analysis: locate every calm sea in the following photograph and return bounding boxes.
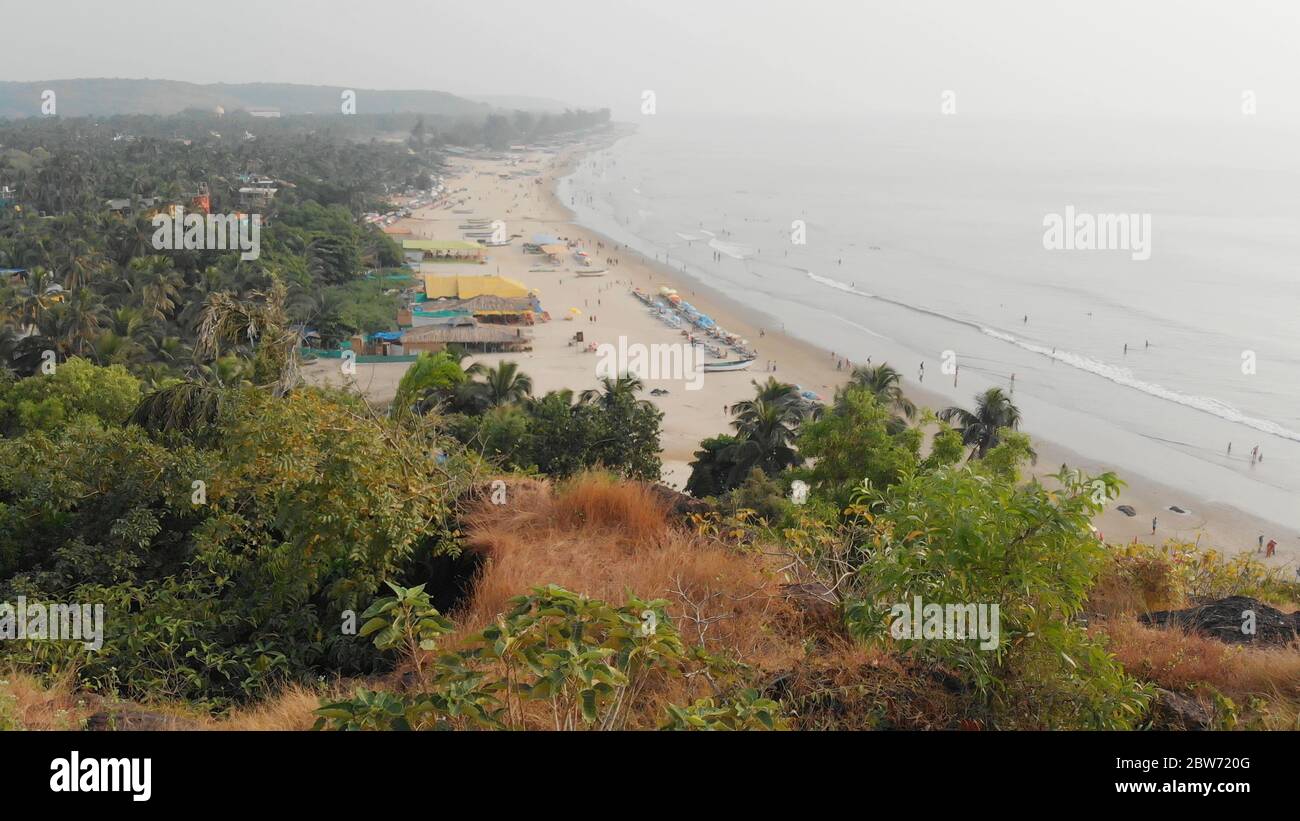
[558,113,1300,532]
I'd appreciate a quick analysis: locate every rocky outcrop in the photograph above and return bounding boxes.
[83,695,200,731]
[646,483,713,520]
[1139,595,1299,646]
[1149,688,1215,730]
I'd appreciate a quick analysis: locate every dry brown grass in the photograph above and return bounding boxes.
[454,473,801,664]
[415,472,809,727]
[214,683,339,730]
[1101,617,1300,697]
[0,670,93,730]
[1,667,332,731]
[1088,552,1180,617]
[776,638,965,730]
[1097,616,1300,728]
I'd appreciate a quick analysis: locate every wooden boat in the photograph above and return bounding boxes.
[702,357,755,373]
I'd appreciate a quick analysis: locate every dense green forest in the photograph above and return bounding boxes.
[0,107,610,384]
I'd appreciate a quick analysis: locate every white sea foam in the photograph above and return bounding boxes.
[978,328,1300,443]
[806,271,874,297]
[709,238,752,260]
[802,272,1299,442]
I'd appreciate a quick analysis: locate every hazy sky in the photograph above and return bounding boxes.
[4,0,1298,122]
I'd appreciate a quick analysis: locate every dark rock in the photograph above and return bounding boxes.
[85,707,198,731]
[1116,505,1136,517]
[646,483,712,519]
[1139,595,1299,647]
[1149,688,1214,730]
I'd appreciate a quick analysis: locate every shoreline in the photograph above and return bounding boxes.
[326,129,1297,570]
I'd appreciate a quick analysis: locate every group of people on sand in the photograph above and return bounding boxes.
[1257,533,1279,558]
[1225,442,1264,464]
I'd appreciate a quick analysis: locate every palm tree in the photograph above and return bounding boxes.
[12,268,56,332]
[130,257,184,322]
[848,363,916,422]
[939,387,1027,459]
[129,379,226,440]
[726,396,804,479]
[730,376,819,421]
[55,287,106,357]
[195,282,300,396]
[462,361,532,409]
[579,374,647,409]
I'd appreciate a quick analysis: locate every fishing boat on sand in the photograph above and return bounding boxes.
[702,357,755,372]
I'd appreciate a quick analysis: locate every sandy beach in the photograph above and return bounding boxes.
[305,135,1297,571]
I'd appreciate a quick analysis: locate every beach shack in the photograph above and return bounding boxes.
[401,321,533,354]
[422,273,530,300]
[404,239,487,263]
[538,244,568,264]
[416,294,538,325]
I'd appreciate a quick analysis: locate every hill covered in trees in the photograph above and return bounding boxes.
[0,79,492,119]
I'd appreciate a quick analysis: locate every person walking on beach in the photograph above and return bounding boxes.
[1123,343,1128,355]
[1266,538,1277,558]
[1151,516,1158,535]
[1258,534,1265,552]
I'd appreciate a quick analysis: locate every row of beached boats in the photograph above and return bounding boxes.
[632,287,757,372]
[459,217,515,247]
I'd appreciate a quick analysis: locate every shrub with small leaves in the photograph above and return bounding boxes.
[316,584,785,731]
[661,689,787,730]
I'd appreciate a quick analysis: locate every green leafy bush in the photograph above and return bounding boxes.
[316,585,783,731]
[841,463,1150,728]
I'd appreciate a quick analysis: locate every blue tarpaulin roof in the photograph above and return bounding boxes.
[371,331,403,342]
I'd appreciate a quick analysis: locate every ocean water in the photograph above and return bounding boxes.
[558,114,1300,533]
